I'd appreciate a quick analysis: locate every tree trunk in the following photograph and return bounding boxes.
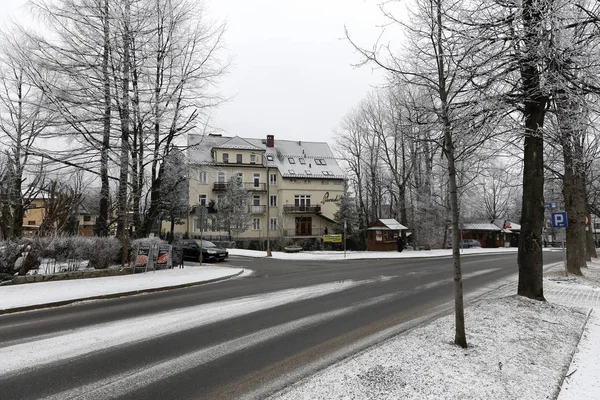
[117,0,132,264]
[562,164,586,275]
[517,0,547,301]
[445,127,467,348]
[96,0,111,238]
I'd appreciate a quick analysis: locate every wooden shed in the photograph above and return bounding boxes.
[367,219,408,251]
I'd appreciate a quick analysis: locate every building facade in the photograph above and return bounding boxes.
[172,134,345,239]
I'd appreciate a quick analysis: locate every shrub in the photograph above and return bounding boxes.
[85,237,121,269]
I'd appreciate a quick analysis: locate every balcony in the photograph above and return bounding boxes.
[244,182,267,192]
[248,205,267,214]
[283,204,322,214]
[213,182,229,191]
[283,227,327,237]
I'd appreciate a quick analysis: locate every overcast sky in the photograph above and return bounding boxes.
[1,0,396,145]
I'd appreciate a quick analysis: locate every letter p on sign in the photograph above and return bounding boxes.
[551,212,568,228]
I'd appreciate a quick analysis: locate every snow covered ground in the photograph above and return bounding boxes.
[0,265,244,311]
[228,246,525,260]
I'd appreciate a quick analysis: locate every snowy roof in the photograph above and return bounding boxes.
[368,219,408,231]
[490,219,521,232]
[214,136,263,151]
[188,134,344,179]
[461,222,503,231]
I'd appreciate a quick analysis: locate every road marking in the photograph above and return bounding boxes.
[414,268,501,291]
[42,293,398,400]
[0,279,376,376]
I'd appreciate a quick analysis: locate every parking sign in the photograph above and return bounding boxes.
[551,212,568,228]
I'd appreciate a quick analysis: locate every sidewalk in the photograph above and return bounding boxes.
[0,264,244,314]
[544,262,600,400]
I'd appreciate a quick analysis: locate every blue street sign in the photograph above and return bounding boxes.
[551,212,568,228]
[544,202,557,209]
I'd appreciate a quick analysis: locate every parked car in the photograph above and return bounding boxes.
[459,239,481,248]
[173,239,228,262]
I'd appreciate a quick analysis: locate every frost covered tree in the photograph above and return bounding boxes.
[159,150,189,241]
[0,32,52,238]
[215,177,250,241]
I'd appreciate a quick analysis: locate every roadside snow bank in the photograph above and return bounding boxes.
[0,265,243,311]
[272,296,589,400]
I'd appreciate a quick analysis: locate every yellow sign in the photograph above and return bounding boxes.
[323,234,343,243]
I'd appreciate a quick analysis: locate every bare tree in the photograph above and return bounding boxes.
[0,32,51,238]
[346,0,502,348]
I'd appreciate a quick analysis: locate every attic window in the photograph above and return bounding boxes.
[305,170,312,175]
[322,171,333,176]
[288,157,296,164]
[288,169,295,174]
[267,155,274,161]
[315,158,327,165]
[299,158,306,164]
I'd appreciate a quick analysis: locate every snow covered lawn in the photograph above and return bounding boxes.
[0,265,243,311]
[271,296,590,400]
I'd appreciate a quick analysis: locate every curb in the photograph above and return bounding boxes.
[0,269,244,316]
[552,308,593,400]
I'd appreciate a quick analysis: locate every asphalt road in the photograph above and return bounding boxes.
[0,251,564,400]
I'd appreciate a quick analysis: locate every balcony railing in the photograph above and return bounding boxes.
[282,204,321,214]
[248,205,267,214]
[213,182,267,192]
[213,182,229,191]
[244,182,267,191]
[283,227,327,237]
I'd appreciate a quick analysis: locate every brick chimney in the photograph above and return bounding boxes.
[266,134,274,148]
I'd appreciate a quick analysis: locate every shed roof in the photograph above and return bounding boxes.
[367,219,408,231]
[461,222,503,231]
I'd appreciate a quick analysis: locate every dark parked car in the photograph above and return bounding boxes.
[459,239,481,248]
[173,239,228,262]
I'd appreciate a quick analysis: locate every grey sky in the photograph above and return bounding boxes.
[2,0,392,145]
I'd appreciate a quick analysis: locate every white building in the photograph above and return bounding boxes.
[169,134,345,240]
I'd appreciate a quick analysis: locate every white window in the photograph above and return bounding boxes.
[305,170,312,175]
[267,154,274,161]
[253,195,260,206]
[288,157,296,164]
[269,173,277,186]
[198,170,207,183]
[198,194,207,205]
[236,154,242,163]
[270,195,277,207]
[218,172,226,183]
[253,172,260,188]
[299,158,306,164]
[223,153,229,163]
[250,154,256,164]
[235,172,243,186]
[253,218,261,230]
[295,194,311,207]
[289,169,295,174]
[315,158,327,165]
[270,218,278,230]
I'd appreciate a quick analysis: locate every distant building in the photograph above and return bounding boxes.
[169,134,345,239]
